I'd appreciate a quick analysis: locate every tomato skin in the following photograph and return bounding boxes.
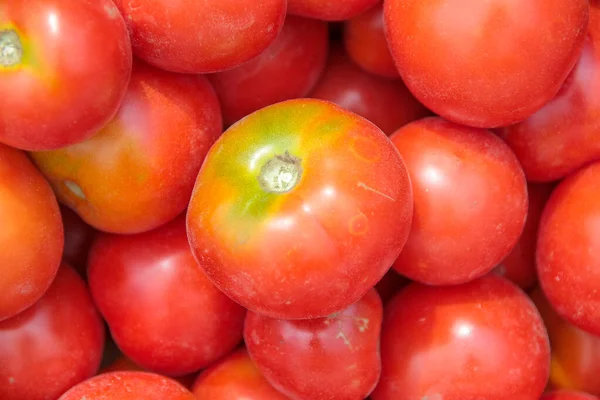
[0,143,63,321]
[87,216,246,377]
[310,46,431,135]
[244,289,383,400]
[371,275,550,400]
[30,60,222,234]
[209,15,329,126]
[58,371,196,400]
[0,0,132,151]
[389,117,528,286]
[191,348,287,400]
[60,206,97,276]
[102,355,197,389]
[112,0,286,74]
[0,264,105,400]
[384,0,589,128]
[288,0,380,21]
[541,391,600,400]
[186,98,413,319]
[537,161,600,335]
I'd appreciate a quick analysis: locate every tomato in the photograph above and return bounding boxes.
[0,264,105,400]
[30,59,222,234]
[538,160,600,335]
[371,275,550,400]
[492,183,554,290]
[343,3,399,79]
[102,355,197,389]
[541,391,600,400]
[0,143,63,321]
[310,45,431,135]
[389,117,528,286]
[87,216,246,377]
[288,0,380,21]
[209,15,329,127]
[60,206,97,277]
[112,0,286,74]
[58,371,196,400]
[186,98,413,319]
[244,289,383,400]
[384,0,589,128]
[531,288,600,397]
[191,347,287,400]
[498,3,600,182]
[0,0,132,151]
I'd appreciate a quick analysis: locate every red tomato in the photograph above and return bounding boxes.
[186,98,413,319]
[209,15,329,126]
[0,0,132,151]
[60,206,97,276]
[492,183,554,290]
[0,144,63,321]
[29,59,222,234]
[58,371,196,400]
[112,0,286,74]
[191,348,287,400]
[498,3,600,182]
[288,0,380,21]
[343,3,399,79]
[244,289,383,400]
[102,355,197,389]
[87,216,246,377]
[371,275,550,400]
[541,391,600,400]
[0,264,105,400]
[389,117,528,286]
[310,46,431,135]
[384,0,589,128]
[538,160,600,335]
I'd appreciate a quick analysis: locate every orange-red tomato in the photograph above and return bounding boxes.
[288,0,380,21]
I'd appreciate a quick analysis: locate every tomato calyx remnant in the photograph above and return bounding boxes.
[0,29,23,67]
[258,150,302,194]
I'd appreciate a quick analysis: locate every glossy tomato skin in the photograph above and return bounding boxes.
[30,59,222,234]
[244,289,383,400]
[310,46,431,135]
[371,275,550,400]
[288,0,379,21]
[112,0,286,74]
[58,371,196,400]
[60,206,97,276]
[186,98,413,320]
[87,216,246,377]
[541,391,600,400]
[209,15,329,126]
[0,264,105,400]
[0,0,132,151]
[498,4,600,182]
[343,3,399,79]
[389,117,528,286]
[384,0,589,128]
[0,144,63,321]
[191,348,287,400]
[537,161,600,335]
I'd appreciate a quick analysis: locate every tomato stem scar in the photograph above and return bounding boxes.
[0,29,23,67]
[258,150,302,193]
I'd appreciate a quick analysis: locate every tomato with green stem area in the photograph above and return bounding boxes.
[186,98,413,320]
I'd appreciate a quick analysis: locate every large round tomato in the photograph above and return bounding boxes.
[186,98,413,319]
[0,0,132,150]
[384,0,589,128]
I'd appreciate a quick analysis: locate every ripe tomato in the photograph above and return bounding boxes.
[209,15,329,127]
[384,0,589,128]
[389,117,528,286]
[288,0,380,21]
[310,46,431,135]
[541,391,600,400]
[0,0,132,151]
[0,143,63,321]
[30,59,222,234]
[60,206,97,276]
[112,0,286,74]
[186,98,413,319]
[244,289,383,400]
[0,264,105,400]
[371,275,550,400]
[87,216,246,377]
[538,160,600,335]
[191,348,287,400]
[58,371,196,400]
[102,355,197,389]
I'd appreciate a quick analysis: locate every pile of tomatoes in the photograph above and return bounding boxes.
[2,0,600,399]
